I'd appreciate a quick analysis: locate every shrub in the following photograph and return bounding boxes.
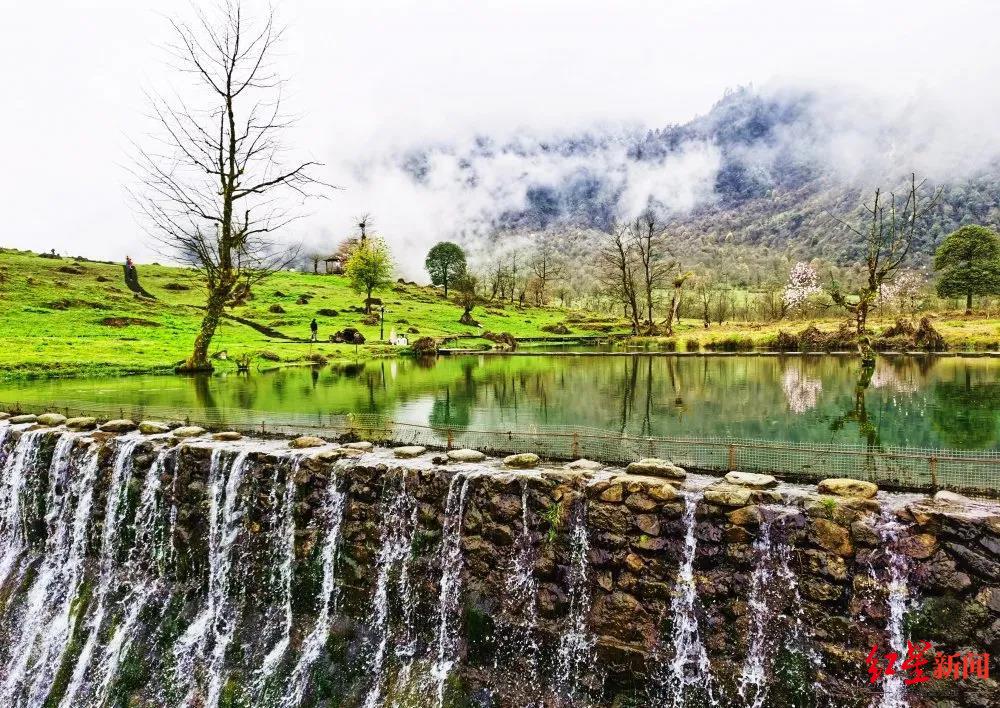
[685,338,700,352]
[411,337,437,356]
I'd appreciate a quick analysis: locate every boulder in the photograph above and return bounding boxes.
[703,482,752,507]
[817,478,878,499]
[0,412,9,420]
[394,445,426,458]
[35,413,67,427]
[447,448,486,463]
[725,471,778,489]
[934,490,975,506]
[100,419,137,433]
[139,421,171,435]
[503,453,540,469]
[625,458,686,480]
[290,436,327,449]
[171,426,205,439]
[565,458,603,471]
[213,431,243,441]
[65,416,97,430]
[809,518,854,557]
[647,483,677,502]
[598,483,624,503]
[10,414,37,424]
[345,441,373,451]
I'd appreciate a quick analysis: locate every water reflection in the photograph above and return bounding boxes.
[1,355,997,450]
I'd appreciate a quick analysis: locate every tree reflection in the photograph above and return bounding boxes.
[931,368,1000,449]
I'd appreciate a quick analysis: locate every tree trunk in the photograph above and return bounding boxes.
[179,288,227,372]
[966,291,973,315]
[365,286,373,313]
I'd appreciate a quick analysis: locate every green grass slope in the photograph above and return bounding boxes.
[0,248,625,379]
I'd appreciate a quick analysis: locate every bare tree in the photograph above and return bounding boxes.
[630,211,673,331]
[598,222,640,333]
[829,174,941,355]
[132,2,329,371]
[529,236,564,305]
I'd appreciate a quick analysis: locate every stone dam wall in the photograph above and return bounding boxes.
[0,413,998,707]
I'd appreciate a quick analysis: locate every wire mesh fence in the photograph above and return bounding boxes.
[2,398,998,496]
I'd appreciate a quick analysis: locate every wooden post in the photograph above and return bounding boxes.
[572,431,580,459]
[728,444,736,470]
[447,428,454,450]
[929,455,938,492]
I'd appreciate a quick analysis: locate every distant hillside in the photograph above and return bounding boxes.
[385,86,1000,268]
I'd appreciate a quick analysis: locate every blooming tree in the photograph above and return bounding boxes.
[783,262,822,311]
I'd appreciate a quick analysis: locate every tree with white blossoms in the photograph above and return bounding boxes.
[879,270,926,315]
[782,262,822,312]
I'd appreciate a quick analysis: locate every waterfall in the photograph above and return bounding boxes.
[655,490,713,707]
[875,517,911,708]
[0,429,48,588]
[58,436,142,708]
[255,456,301,692]
[503,480,541,674]
[278,462,347,708]
[554,498,598,697]
[88,446,175,706]
[172,448,252,707]
[431,472,473,707]
[362,473,418,708]
[738,516,776,708]
[0,437,99,707]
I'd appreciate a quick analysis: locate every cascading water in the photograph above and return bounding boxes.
[496,479,541,682]
[278,462,347,708]
[172,448,252,707]
[363,473,418,708]
[431,471,473,707]
[874,516,911,708]
[654,489,714,707]
[554,497,598,698]
[0,428,47,588]
[255,456,301,694]
[738,515,776,708]
[88,445,176,707]
[58,436,142,708]
[1,435,99,707]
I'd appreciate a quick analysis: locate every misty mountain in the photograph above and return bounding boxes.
[381,86,1000,267]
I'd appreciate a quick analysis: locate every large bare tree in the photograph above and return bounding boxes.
[629,210,673,331]
[133,1,329,372]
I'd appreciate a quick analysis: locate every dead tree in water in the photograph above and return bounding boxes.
[131,1,330,372]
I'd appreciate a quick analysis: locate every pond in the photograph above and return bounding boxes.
[1,354,998,450]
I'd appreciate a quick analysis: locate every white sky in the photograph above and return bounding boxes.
[1,0,998,267]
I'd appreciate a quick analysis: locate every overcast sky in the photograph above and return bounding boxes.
[1,0,998,269]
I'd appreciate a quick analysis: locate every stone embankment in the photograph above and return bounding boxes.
[0,410,997,706]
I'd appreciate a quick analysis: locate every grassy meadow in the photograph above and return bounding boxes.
[0,248,626,378]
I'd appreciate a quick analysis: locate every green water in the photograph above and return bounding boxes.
[1,354,998,450]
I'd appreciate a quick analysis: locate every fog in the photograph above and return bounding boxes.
[2,0,999,279]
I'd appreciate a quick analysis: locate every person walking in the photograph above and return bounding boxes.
[310,318,318,342]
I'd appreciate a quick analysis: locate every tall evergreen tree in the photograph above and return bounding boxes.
[934,225,1000,314]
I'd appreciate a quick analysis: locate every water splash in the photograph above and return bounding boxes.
[363,473,418,708]
[554,498,598,697]
[656,490,714,707]
[278,462,347,708]
[431,472,473,707]
[1,437,99,706]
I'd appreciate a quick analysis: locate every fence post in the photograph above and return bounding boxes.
[929,455,938,492]
[261,420,266,435]
[447,428,454,450]
[728,444,736,470]
[572,431,580,459]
